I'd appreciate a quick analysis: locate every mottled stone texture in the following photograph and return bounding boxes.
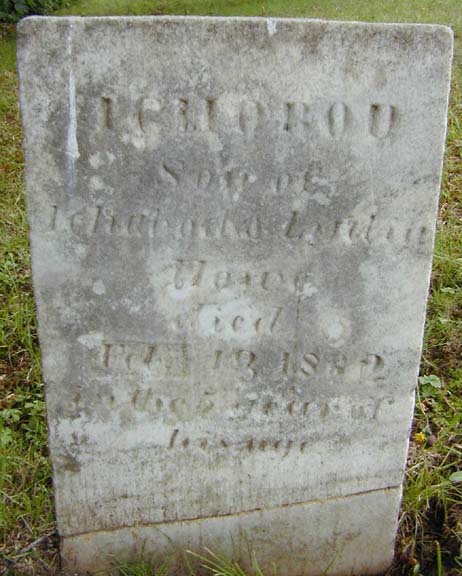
[17,16,452,575]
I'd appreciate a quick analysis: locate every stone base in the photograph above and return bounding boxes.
[61,486,401,575]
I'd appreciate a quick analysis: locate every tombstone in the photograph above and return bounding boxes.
[17,15,453,576]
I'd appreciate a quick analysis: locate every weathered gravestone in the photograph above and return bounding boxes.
[18,15,453,576]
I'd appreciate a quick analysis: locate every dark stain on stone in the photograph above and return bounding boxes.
[61,453,81,473]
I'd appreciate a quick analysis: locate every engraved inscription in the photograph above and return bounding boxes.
[369,104,398,138]
[283,102,313,133]
[90,93,399,142]
[176,97,218,132]
[102,341,190,378]
[196,303,283,336]
[101,96,113,129]
[66,387,397,429]
[48,204,432,253]
[239,100,265,138]
[174,260,207,289]
[97,340,384,385]
[137,97,161,133]
[327,102,350,137]
[212,349,258,381]
[170,262,315,295]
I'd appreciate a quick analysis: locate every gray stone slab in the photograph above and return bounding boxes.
[17,15,453,575]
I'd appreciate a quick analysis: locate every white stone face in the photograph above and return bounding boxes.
[17,16,452,575]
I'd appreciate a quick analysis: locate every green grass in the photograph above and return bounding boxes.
[400,63,462,575]
[0,22,56,576]
[54,0,462,27]
[1,1,462,575]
